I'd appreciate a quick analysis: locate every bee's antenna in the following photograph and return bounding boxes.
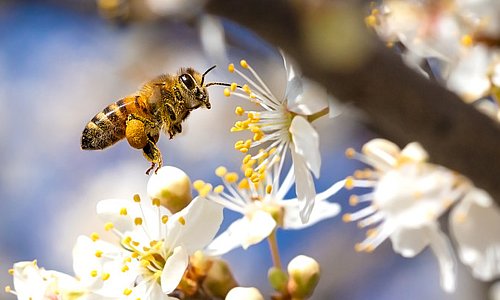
[205,82,233,87]
[201,65,217,86]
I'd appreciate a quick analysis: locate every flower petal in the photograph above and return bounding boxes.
[361,138,400,169]
[428,225,457,293]
[282,199,340,229]
[242,210,277,249]
[290,116,321,178]
[450,188,500,281]
[391,227,430,257]
[161,246,189,294]
[291,145,317,223]
[204,218,249,256]
[287,79,329,115]
[400,142,428,162]
[165,197,223,253]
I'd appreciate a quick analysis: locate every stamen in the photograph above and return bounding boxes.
[224,88,231,97]
[345,148,356,158]
[133,194,141,202]
[178,217,186,225]
[95,250,103,258]
[90,270,98,277]
[225,172,239,183]
[193,180,205,191]
[7,269,13,276]
[152,198,160,207]
[228,63,235,73]
[214,185,224,194]
[240,60,249,69]
[122,265,129,272]
[215,166,227,177]
[120,208,128,216]
[231,83,238,91]
[104,222,114,231]
[123,288,132,296]
[134,218,143,226]
[102,272,110,281]
[90,232,100,241]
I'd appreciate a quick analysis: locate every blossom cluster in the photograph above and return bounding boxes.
[368,0,500,120]
[5,34,500,300]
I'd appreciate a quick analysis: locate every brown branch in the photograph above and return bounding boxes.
[206,0,500,203]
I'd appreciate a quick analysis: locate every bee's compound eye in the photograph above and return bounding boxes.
[180,74,195,90]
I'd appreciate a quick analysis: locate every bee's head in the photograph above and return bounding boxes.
[178,68,211,110]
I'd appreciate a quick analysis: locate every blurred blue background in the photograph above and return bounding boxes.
[0,1,488,299]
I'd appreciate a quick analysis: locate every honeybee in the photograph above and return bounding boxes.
[81,66,228,174]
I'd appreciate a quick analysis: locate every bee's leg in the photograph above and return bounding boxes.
[142,140,163,175]
[127,113,156,128]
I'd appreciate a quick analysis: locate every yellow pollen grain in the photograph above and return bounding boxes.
[365,244,375,253]
[123,288,132,296]
[243,84,251,95]
[214,185,224,194]
[122,265,129,272]
[366,228,378,238]
[240,59,249,69]
[244,168,254,178]
[349,195,359,206]
[228,63,235,73]
[342,213,352,222]
[133,194,141,202]
[215,166,227,177]
[266,185,273,194]
[8,269,13,276]
[102,272,110,281]
[178,216,186,225]
[224,88,231,97]
[243,154,252,164]
[161,215,168,224]
[225,172,239,183]
[134,217,143,226]
[104,222,114,231]
[123,236,132,245]
[238,178,250,190]
[235,106,245,116]
[231,82,238,91]
[95,250,103,258]
[90,270,98,277]
[199,183,212,197]
[90,232,100,241]
[365,15,377,27]
[239,147,249,153]
[354,243,364,252]
[345,176,355,190]
[193,180,205,190]
[345,148,356,158]
[120,208,128,216]
[152,198,160,207]
[461,34,473,47]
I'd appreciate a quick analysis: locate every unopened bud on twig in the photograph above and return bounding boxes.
[147,166,192,213]
[287,255,320,299]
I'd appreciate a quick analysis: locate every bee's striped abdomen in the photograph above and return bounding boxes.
[81,96,147,150]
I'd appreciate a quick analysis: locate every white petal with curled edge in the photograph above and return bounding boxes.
[390,227,430,257]
[287,78,329,116]
[161,246,189,294]
[450,188,500,281]
[282,198,340,229]
[241,210,277,249]
[12,261,48,300]
[361,138,400,170]
[291,146,316,223]
[290,116,321,178]
[165,197,224,254]
[428,225,457,293]
[400,142,429,162]
[204,218,249,256]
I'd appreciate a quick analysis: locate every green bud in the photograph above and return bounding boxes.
[268,266,288,293]
[287,255,320,299]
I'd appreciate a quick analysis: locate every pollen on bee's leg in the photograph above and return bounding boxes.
[125,119,148,149]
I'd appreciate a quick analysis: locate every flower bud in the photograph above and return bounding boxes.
[147,166,192,213]
[226,287,264,300]
[268,266,288,293]
[287,255,320,299]
[202,257,238,299]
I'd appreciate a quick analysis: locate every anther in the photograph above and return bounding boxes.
[152,198,160,207]
[123,288,133,296]
[266,185,273,194]
[122,265,129,272]
[228,63,235,73]
[178,216,186,225]
[225,172,239,183]
[345,177,355,190]
[161,215,169,224]
[133,194,141,202]
[193,180,205,191]
[342,213,352,222]
[215,166,227,177]
[214,185,224,194]
[224,88,231,97]
[95,250,103,258]
[120,208,128,216]
[235,106,245,116]
[349,195,359,206]
[90,232,100,241]
[231,82,238,91]
[104,222,114,231]
[90,270,98,277]
[345,148,356,158]
[240,59,249,69]
[244,168,254,178]
[8,269,13,276]
[102,272,110,281]
[134,217,143,226]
